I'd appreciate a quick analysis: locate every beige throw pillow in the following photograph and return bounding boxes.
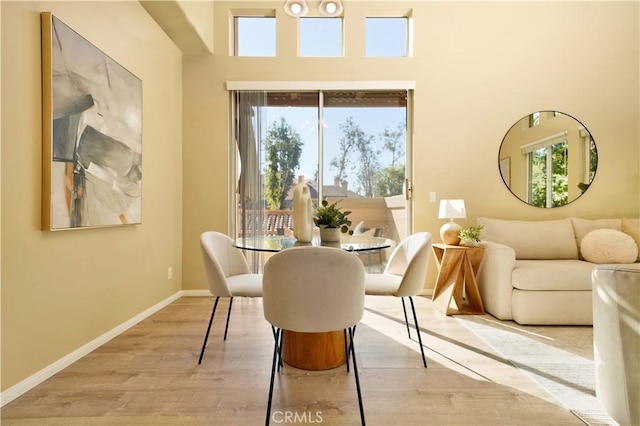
[621,217,640,262]
[580,229,638,264]
[569,217,622,259]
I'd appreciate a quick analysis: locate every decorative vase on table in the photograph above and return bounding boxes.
[319,227,342,243]
[293,175,313,243]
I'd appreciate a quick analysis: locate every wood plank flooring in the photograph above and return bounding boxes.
[1,296,591,425]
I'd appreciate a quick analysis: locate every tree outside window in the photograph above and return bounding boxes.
[264,117,303,210]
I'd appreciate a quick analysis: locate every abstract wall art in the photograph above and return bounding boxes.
[41,12,142,230]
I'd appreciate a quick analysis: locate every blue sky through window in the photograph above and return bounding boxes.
[261,106,405,188]
[236,17,276,56]
[366,18,407,57]
[236,16,407,57]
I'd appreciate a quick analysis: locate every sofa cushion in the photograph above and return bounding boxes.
[621,217,640,262]
[581,229,638,264]
[512,259,595,291]
[569,217,622,259]
[477,218,578,260]
[512,290,593,325]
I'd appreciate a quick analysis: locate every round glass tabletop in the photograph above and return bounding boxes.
[234,234,395,253]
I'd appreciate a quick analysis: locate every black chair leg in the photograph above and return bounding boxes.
[266,328,282,426]
[344,329,350,372]
[349,326,366,426]
[408,296,427,368]
[223,297,234,340]
[344,324,358,372]
[278,332,284,369]
[401,297,412,339]
[198,296,220,364]
[277,330,284,372]
[271,326,283,370]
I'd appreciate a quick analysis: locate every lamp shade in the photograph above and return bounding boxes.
[438,199,466,245]
[438,199,467,219]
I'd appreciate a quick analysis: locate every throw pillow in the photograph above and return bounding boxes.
[569,217,622,259]
[621,217,640,262]
[581,229,638,264]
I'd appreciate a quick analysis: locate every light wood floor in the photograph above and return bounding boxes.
[1,296,593,425]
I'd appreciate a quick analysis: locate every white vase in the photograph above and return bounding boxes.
[459,239,477,247]
[293,175,313,243]
[319,227,342,242]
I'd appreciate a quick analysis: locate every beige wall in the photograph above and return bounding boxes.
[182,1,639,292]
[178,0,215,53]
[1,1,183,390]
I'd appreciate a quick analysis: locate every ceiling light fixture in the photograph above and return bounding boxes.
[284,0,309,17]
[319,0,343,17]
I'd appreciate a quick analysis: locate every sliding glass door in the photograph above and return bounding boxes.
[232,89,410,267]
[321,91,407,242]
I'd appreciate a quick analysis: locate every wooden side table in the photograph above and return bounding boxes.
[431,243,485,315]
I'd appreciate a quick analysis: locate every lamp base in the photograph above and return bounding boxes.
[440,221,462,245]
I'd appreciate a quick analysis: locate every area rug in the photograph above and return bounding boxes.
[457,317,618,426]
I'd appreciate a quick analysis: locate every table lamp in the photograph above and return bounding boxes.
[438,199,466,245]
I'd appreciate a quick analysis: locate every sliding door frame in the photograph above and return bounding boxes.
[227,81,416,239]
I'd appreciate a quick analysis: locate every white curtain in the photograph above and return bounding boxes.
[235,91,266,239]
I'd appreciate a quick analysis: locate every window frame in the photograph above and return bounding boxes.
[365,9,413,57]
[525,137,569,208]
[231,10,277,57]
[365,17,409,57]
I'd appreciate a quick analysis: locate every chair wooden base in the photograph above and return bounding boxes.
[282,330,346,370]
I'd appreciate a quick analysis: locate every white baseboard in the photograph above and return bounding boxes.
[1,290,184,407]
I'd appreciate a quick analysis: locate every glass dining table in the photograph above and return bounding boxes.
[234,233,395,254]
[234,233,395,370]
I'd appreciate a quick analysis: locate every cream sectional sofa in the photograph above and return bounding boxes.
[476,217,639,325]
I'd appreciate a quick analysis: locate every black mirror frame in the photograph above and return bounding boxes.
[499,111,598,208]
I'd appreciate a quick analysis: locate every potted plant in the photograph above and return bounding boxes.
[458,224,484,246]
[314,199,353,242]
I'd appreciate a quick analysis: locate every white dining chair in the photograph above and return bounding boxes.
[198,231,262,364]
[364,232,433,367]
[262,246,366,426]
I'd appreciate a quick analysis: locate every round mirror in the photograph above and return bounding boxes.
[499,111,597,208]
